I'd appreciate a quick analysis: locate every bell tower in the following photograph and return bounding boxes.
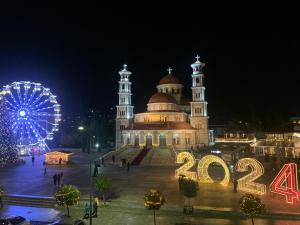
[116,64,134,149]
[190,55,209,146]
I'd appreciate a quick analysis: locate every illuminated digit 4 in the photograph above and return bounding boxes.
[270,163,300,204]
[236,158,266,195]
[175,152,197,180]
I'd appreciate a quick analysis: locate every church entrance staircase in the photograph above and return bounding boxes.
[131,147,150,166]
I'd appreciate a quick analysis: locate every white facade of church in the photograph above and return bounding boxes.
[116,56,213,150]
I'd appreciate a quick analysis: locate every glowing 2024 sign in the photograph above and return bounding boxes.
[175,152,300,204]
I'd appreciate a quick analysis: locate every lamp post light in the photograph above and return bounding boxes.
[95,143,100,153]
[78,126,85,131]
[78,125,92,154]
[78,126,85,152]
[78,125,93,225]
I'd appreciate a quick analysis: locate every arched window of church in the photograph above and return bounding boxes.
[173,136,179,145]
[186,137,190,144]
[166,89,168,94]
[196,77,200,84]
[172,88,175,94]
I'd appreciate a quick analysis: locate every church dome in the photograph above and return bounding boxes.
[158,74,180,85]
[148,93,177,104]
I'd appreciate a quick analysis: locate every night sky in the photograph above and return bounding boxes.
[0,4,299,126]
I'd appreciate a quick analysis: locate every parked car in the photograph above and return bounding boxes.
[0,216,30,225]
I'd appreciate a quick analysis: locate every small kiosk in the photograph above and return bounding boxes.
[45,150,73,164]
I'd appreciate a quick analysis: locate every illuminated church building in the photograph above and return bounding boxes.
[116,56,214,150]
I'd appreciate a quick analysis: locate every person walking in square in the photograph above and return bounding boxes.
[0,187,4,209]
[31,155,35,166]
[44,167,47,176]
[92,198,98,217]
[127,161,131,172]
[83,202,91,219]
[101,157,105,166]
[233,179,238,192]
[53,174,57,186]
[112,155,115,164]
[59,158,62,167]
[60,172,64,185]
[93,164,98,177]
[57,173,61,186]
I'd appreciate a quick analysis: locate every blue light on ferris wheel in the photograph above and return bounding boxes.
[0,81,61,149]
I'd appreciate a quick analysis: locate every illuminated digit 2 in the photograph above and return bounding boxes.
[175,152,197,180]
[270,163,300,204]
[236,158,266,195]
[197,155,230,186]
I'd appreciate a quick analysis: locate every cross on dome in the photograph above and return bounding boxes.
[123,64,127,70]
[195,55,200,62]
[167,67,172,75]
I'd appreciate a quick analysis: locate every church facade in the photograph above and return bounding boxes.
[116,56,213,150]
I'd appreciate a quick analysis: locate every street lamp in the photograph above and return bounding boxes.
[78,125,93,224]
[78,126,85,131]
[78,126,85,152]
[78,125,92,154]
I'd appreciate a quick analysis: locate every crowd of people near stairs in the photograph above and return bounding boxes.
[107,154,131,172]
[106,146,151,169]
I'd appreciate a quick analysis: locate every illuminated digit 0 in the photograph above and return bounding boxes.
[270,163,300,204]
[197,155,230,186]
[236,158,266,195]
[175,152,197,180]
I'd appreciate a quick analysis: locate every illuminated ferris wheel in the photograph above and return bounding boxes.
[0,81,61,151]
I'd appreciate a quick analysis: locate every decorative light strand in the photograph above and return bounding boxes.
[1,81,61,150]
[197,155,230,186]
[236,158,266,195]
[175,152,197,180]
[270,163,300,204]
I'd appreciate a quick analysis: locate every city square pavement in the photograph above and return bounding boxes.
[0,205,61,224]
[1,150,300,224]
[2,204,300,225]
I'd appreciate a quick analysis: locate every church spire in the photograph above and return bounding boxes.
[116,64,134,148]
[191,55,205,74]
[122,64,128,71]
[167,67,172,75]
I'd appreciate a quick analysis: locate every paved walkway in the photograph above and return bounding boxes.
[57,202,300,225]
[0,150,300,216]
[0,205,61,224]
[2,204,300,225]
